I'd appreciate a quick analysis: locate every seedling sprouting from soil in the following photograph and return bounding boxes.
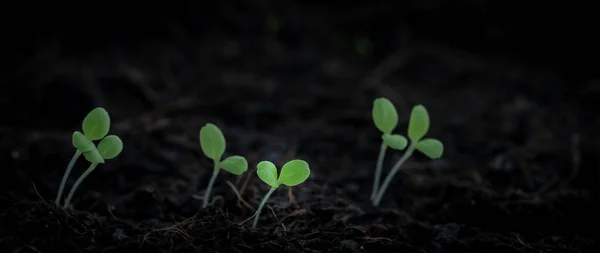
[372,101,444,206]
[199,123,248,208]
[252,159,310,228]
[370,98,408,201]
[57,107,124,208]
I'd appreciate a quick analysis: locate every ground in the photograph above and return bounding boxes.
[1,1,599,253]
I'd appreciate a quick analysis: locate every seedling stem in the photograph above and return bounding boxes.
[252,186,277,229]
[63,163,99,208]
[202,161,221,208]
[55,150,82,204]
[371,143,387,200]
[373,143,417,206]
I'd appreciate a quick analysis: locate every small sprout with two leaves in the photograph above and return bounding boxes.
[370,98,405,201]
[371,98,444,206]
[199,123,248,208]
[252,159,310,228]
[56,107,124,208]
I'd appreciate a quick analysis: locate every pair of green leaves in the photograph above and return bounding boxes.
[257,160,310,188]
[372,98,443,159]
[71,108,123,164]
[199,123,248,174]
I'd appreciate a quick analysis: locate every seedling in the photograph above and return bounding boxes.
[371,99,444,206]
[252,159,310,228]
[199,123,248,208]
[56,107,124,208]
[370,98,406,201]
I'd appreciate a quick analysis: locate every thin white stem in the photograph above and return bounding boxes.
[252,186,278,229]
[55,150,82,204]
[202,160,220,208]
[373,143,416,206]
[63,163,98,208]
[371,143,388,201]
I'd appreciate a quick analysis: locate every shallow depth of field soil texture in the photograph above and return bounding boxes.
[2,1,600,253]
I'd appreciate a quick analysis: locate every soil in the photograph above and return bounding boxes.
[2,1,599,253]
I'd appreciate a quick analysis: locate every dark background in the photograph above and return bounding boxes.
[3,1,599,126]
[1,1,599,252]
[5,1,599,81]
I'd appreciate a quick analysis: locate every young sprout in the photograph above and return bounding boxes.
[370,98,406,201]
[372,103,444,206]
[252,159,310,229]
[63,135,123,208]
[199,123,248,208]
[55,107,110,205]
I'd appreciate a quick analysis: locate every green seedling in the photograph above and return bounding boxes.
[370,98,406,201]
[199,123,248,208]
[372,99,444,206]
[56,107,112,205]
[252,159,310,228]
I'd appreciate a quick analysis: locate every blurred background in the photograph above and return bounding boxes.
[4,0,599,87]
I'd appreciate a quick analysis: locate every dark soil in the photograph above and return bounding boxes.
[2,1,600,252]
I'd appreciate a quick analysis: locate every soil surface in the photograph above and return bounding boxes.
[2,1,599,253]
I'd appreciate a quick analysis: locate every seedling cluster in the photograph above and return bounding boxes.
[55,107,123,208]
[53,97,443,227]
[371,98,444,206]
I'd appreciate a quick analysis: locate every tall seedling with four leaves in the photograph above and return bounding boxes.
[371,98,444,206]
[56,107,124,208]
[200,123,248,208]
[252,159,310,228]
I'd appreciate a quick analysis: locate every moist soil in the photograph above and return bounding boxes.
[2,1,600,253]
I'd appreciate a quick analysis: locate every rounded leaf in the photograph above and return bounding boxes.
[278,159,310,187]
[97,135,123,159]
[72,131,95,153]
[408,105,430,141]
[220,156,248,175]
[82,107,111,141]
[257,161,279,187]
[372,97,398,134]
[83,149,105,164]
[416,138,444,159]
[382,134,408,150]
[199,123,226,160]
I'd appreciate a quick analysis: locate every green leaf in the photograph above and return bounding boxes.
[220,156,248,175]
[72,131,95,153]
[83,149,105,164]
[82,107,111,141]
[257,161,279,187]
[408,105,430,141]
[372,97,398,134]
[199,123,226,161]
[277,159,310,187]
[416,138,444,159]
[97,135,123,159]
[382,134,408,150]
